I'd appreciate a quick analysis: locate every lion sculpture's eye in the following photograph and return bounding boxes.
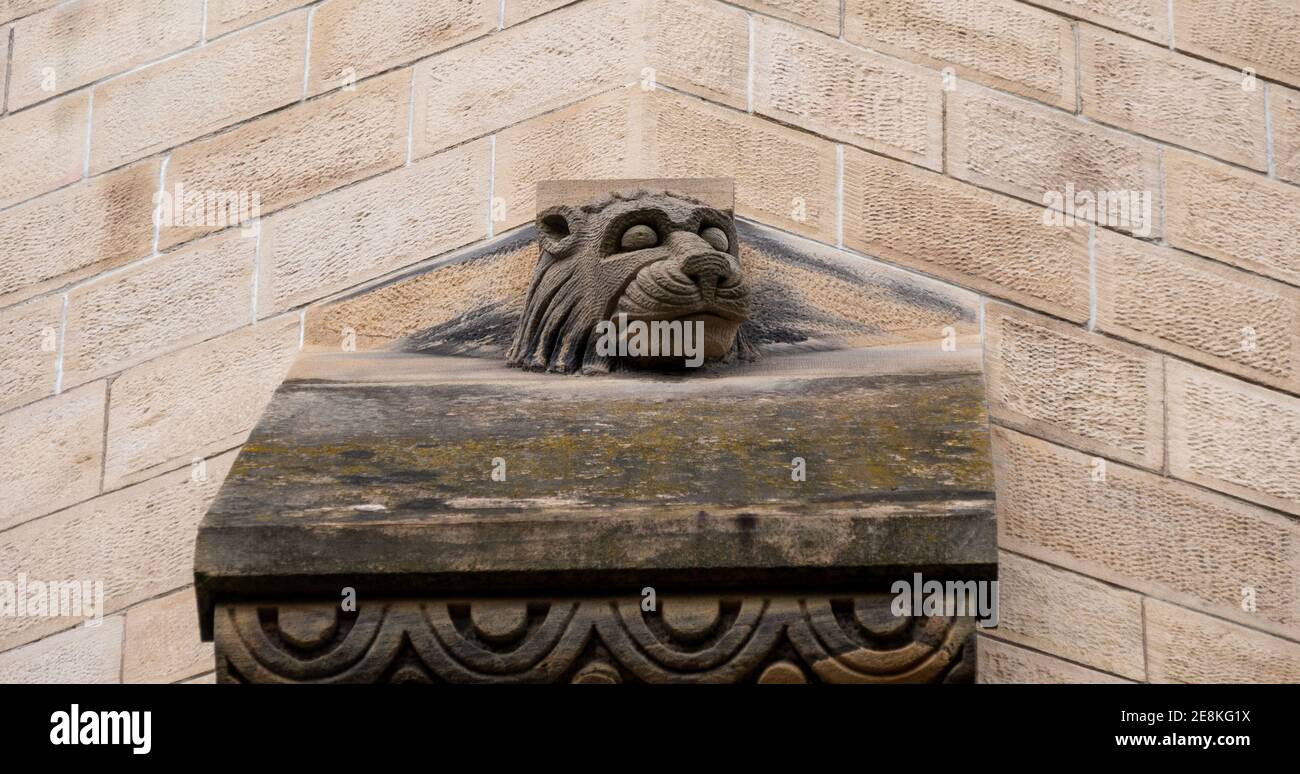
[700,226,729,252]
[620,224,658,251]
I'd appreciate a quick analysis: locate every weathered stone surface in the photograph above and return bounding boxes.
[1173,0,1300,88]
[1167,359,1300,517]
[536,176,735,212]
[203,352,990,531]
[732,0,839,34]
[160,69,409,249]
[123,587,212,684]
[303,232,538,351]
[89,11,306,174]
[977,636,1132,683]
[0,90,87,208]
[1164,150,1300,287]
[1146,599,1300,684]
[494,89,637,232]
[104,316,299,489]
[1080,25,1268,170]
[737,223,982,348]
[843,0,1076,109]
[1031,0,1167,43]
[947,83,1161,237]
[0,618,123,684]
[647,0,748,109]
[0,160,157,307]
[0,452,234,652]
[0,0,58,26]
[502,0,568,26]
[257,140,489,315]
[1275,86,1300,185]
[0,294,61,413]
[1096,230,1300,394]
[994,426,1300,635]
[992,551,1146,680]
[646,90,839,245]
[843,147,1089,321]
[0,24,7,109]
[214,594,976,683]
[984,303,1163,470]
[0,382,105,531]
[306,0,494,95]
[412,0,632,157]
[753,15,942,170]
[63,232,255,387]
[207,0,312,38]
[185,672,217,684]
[8,0,202,110]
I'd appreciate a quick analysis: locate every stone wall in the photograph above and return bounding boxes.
[0,0,1297,683]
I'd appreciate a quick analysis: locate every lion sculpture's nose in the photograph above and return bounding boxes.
[681,251,738,286]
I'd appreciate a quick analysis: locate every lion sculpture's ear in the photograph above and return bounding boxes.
[537,205,581,258]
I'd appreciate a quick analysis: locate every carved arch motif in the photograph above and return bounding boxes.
[215,594,975,684]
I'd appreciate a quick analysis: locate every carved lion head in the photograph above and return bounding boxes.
[506,189,751,374]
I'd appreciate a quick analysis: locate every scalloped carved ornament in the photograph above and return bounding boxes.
[215,593,975,684]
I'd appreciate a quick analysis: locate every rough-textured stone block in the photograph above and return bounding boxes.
[0,452,235,651]
[307,0,494,95]
[206,0,311,38]
[185,672,217,684]
[646,90,839,244]
[0,382,105,530]
[123,587,212,683]
[948,84,1161,237]
[753,16,942,170]
[1173,0,1300,88]
[647,0,748,109]
[302,237,536,350]
[977,636,1132,683]
[1031,0,1167,43]
[502,0,568,26]
[0,1,58,26]
[0,89,87,208]
[89,11,307,174]
[160,69,409,249]
[62,232,255,387]
[104,318,298,488]
[0,294,60,413]
[412,0,632,157]
[0,618,123,684]
[731,0,839,34]
[8,0,202,110]
[1096,231,1300,394]
[991,551,1146,680]
[842,148,1089,320]
[843,0,1076,109]
[494,89,637,231]
[0,160,157,307]
[1167,359,1300,517]
[1275,86,1300,184]
[1080,25,1268,170]
[985,303,1163,469]
[258,140,489,314]
[0,24,8,109]
[1164,150,1300,287]
[1146,599,1300,683]
[994,426,1300,635]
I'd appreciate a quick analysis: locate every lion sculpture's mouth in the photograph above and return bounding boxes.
[614,254,748,359]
